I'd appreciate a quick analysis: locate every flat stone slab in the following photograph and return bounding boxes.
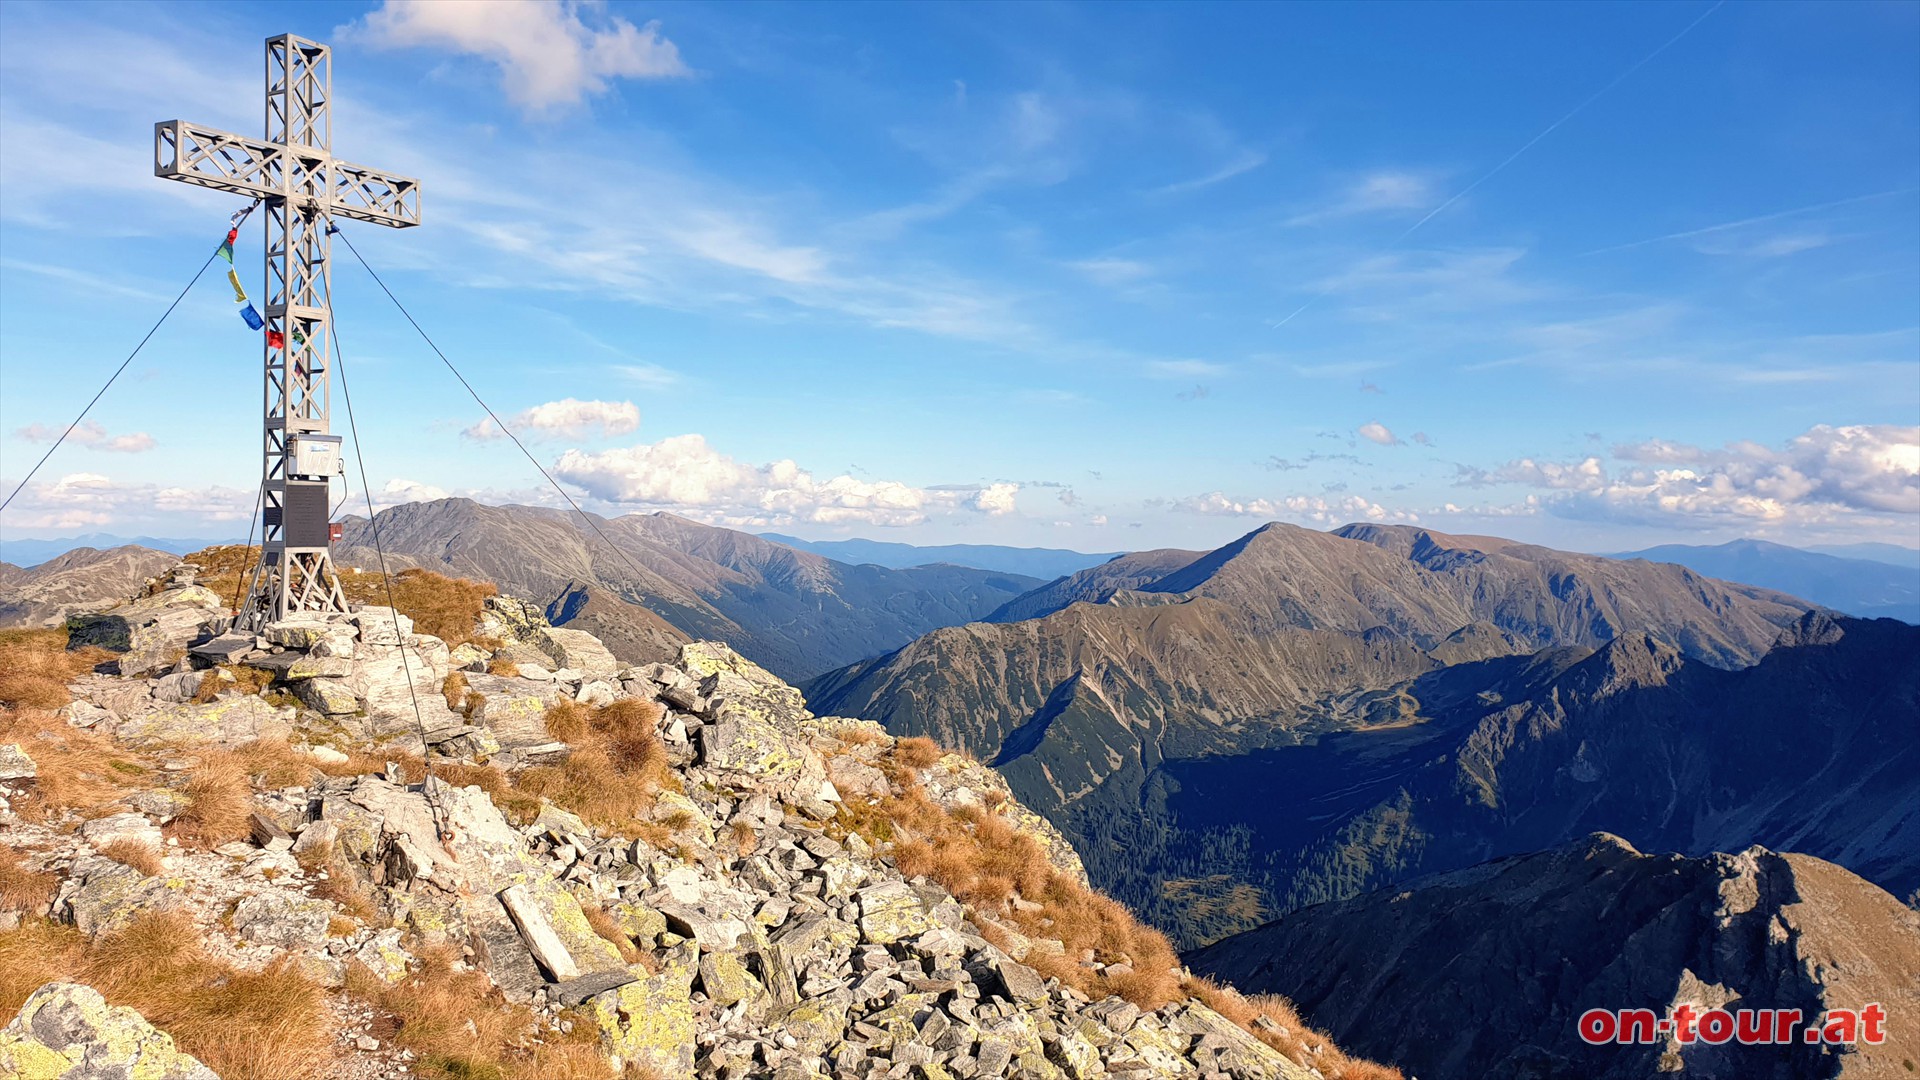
[549,969,639,1007]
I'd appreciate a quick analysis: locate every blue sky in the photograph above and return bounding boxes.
[2,0,1916,553]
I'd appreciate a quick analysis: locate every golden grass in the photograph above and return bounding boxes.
[192,664,275,704]
[513,700,674,834]
[582,902,643,965]
[730,819,756,856]
[1183,976,1404,1080]
[339,568,497,646]
[831,736,1402,1080]
[0,846,57,913]
[892,735,942,769]
[344,942,620,1080]
[442,671,470,711]
[0,913,333,1080]
[487,658,521,678]
[0,707,152,822]
[98,838,165,876]
[0,628,113,712]
[179,545,262,612]
[173,749,254,849]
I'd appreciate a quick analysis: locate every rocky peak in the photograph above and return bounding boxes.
[2,572,1367,1080]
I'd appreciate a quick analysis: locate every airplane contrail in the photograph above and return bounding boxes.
[1578,187,1918,256]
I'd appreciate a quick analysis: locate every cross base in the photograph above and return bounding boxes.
[241,547,350,630]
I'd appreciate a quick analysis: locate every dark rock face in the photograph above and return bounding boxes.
[1187,834,1920,1080]
[334,499,1040,682]
[807,521,1853,945]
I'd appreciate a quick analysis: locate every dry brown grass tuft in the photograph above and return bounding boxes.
[173,749,254,848]
[0,846,57,913]
[180,545,262,611]
[310,850,379,924]
[192,664,276,704]
[0,707,151,821]
[0,628,113,712]
[582,902,643,964]
[442,671,470,711]
[1182,976,1403,1080]
[487,658,521,678]
[339,568,496,646]
[892,736,942,769]
[836,737,1401,1079]
[0,912,333,1080]
[730,819,757,856]
[99,838,166,876]
[514,699,673,833]
[345,941,619,1080]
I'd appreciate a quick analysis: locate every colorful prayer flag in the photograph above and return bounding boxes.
[239,303,264,331]
[217,228,237,263]
[226,269,247,303]
[265,329,286,349]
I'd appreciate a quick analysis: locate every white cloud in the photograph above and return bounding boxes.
[14,421,155,453]
[970,482,1019,516]
[465,399,640,441]
[612,363,682,389]
[377,478,452,508]
[1174,491,1417,526]
[1357,421,1401,446]
[1474,425,1919,529]
[552,434,1020,527]
[1288,170,1438,225]
[3,472,253,530]
[348,0,689,110]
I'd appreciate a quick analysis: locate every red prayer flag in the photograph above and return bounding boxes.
[265,329,286,349]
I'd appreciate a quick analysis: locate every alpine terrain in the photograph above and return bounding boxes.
[803,523,1920,946]
[333,498,1041,682]
[1188,833,1920,1080]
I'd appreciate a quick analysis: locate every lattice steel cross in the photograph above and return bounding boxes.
[154,33,421,628]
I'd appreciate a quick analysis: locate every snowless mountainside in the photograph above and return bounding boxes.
[1188,833,1920,1080]
[0,561,1396,1080]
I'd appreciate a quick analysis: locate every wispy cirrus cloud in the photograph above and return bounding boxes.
[14,421,155,453]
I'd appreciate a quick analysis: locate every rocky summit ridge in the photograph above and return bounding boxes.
[0,561,1390,1080]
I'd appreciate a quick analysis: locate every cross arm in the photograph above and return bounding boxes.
[331,161,421,228]
[155,120,421,228]
[155,120,286,201]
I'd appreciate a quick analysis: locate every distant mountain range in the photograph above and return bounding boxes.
[0,545,179,628]
[807,522,1858,945]
[758,533,1121,580]
[1189,832,1920,1080]
[0,533,235,567]
[334,499,1041,681]
[1806,540,1920,568]
[1613,538,1920,623]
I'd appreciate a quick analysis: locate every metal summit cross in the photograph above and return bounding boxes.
[154,33,420,629]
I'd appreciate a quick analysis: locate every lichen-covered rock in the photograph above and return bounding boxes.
[232,891,333,947]
[0,743,35,784]
[113,696,295,748]
[679,642,810,728]
[66,586,227,679]
[537,627,619,679]
[80,812,163,851]
[292,676,359,716]
[0,982,217,1080]
[856,881,938,945]
[586,952,697,1078]
[53,855,185,936]
[352,928,413,982]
